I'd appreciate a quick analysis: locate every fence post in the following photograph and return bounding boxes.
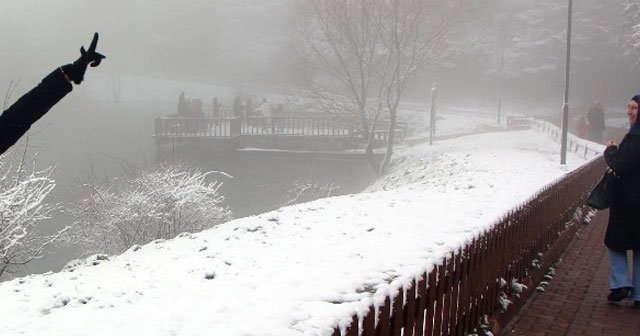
[415,272,428,336]
[404,279,417,336]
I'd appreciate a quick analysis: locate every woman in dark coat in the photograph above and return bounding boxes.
[0,33,105,155]
[603,94,640,306]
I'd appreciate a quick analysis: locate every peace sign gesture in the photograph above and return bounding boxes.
[62,32,106,84]
[81,32,106,68]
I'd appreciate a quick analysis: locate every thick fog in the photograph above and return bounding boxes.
[2,0,639,107]
[0,0,298,188]
[1,0,639,278]
[0,1,293,82]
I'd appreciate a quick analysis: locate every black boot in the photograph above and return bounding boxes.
[607,287,632,302]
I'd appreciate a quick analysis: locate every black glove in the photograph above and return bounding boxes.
[62,32,106,84]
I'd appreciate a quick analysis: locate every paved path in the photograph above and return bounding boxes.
[504,210,640,336]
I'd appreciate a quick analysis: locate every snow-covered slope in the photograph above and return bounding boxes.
[0,128,601,336]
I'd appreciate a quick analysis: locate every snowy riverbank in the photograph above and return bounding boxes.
[0,126,602,336]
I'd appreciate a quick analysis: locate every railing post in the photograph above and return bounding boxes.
[376,296,391,336]
[404,279,417,336]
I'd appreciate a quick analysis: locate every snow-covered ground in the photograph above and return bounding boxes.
[0,123,602,336]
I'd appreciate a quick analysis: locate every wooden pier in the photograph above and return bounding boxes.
[154,116,406,151]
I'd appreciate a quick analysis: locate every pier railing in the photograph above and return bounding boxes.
[154,116,407,145]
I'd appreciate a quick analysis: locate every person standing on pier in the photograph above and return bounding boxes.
[245,98,253,125]
[588,102,605,143]
[212,97,220,119]
[259,98,273,133]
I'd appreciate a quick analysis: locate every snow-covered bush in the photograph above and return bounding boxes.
[468,315,494,336]
[510,278,528,297]
[497,291,512,311]
[0,149,60,280]
[67,164,232,255]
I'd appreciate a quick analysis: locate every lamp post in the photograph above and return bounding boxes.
[498,31,519,124]
[560,0,573,165]
[429,83,437,145]
[497,34,507,124]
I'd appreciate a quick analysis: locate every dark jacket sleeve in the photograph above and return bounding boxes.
[0,68,72,155]
[604,134,640,176]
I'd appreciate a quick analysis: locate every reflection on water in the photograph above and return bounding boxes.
[156,147,377,218]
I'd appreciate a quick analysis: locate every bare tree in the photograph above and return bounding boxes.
[374,0,463,172]
[292,0,382,171]
[292,0,465,174]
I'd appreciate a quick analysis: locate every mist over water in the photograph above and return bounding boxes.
[14,95,376,277]
[11,99,160,276]
[3,0,640,279]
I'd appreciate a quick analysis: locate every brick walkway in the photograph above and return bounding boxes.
[504,210,640,336]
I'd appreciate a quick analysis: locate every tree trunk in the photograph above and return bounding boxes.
[364,141,380,175]
[362,113,383,175]
[379,110,397,174]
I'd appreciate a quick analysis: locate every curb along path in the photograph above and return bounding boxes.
[504,210,640,336]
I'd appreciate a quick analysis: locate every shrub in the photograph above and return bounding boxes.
[0,149,60,280]
[67,164,232,255]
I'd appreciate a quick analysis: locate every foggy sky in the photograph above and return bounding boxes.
[1,0,639,111]
[0,0,292,85]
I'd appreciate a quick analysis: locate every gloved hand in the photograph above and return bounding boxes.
[61,32,106,84]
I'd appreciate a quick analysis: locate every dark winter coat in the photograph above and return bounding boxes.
[0,68,72,155]
[604,126,640,251]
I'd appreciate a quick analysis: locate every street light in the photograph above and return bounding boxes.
[497,33,511,124]
[560,0,573,165]
[497,30,520,125]
[429,83,437,145]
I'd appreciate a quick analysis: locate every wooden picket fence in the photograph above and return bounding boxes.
[331,156,605,336]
